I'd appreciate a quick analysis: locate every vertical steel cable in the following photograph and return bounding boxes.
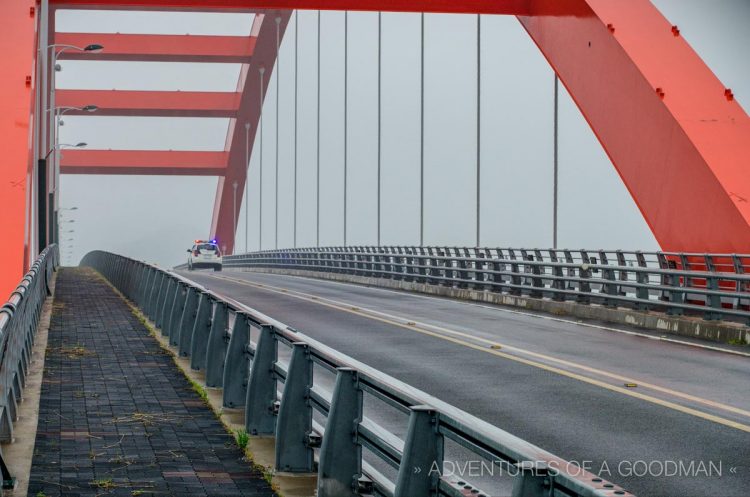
[316,10,321,247]
[245,121,250,252]
[294,11,298,248]
[259,66,265,251]
[419,13,425,247]
[553,75,559,249]
[275,16,281,250]
[476,14,481,248]
[377,12,382,247]
[344,12,348,246]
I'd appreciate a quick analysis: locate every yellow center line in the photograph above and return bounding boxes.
[205,273,750,433]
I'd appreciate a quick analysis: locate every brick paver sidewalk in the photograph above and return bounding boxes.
[28,268,277,497]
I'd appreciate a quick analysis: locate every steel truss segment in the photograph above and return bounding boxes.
[54,32,257,63]
[60,149,228,176]
[56,89,241,118]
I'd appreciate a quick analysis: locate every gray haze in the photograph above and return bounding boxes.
[57,1,750,267]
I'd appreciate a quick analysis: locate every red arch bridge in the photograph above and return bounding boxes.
[0,0,749,297]
[0,4,749,495]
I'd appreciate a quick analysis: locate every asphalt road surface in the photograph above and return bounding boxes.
[176,268,750,497]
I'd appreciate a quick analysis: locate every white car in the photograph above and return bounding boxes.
[187,240,222,271]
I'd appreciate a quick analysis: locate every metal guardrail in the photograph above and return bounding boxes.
[83,250,634,497]
[223,246,750,323]
[0,245,57,489]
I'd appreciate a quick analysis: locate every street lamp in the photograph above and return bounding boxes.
[43,43,102,248]
[60,206,78,211]
[49,105,98,128]
[44,142,86,159]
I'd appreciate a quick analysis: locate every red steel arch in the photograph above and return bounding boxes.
[2,0,749,297]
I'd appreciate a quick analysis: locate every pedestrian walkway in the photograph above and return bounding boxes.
[28,268,277,497]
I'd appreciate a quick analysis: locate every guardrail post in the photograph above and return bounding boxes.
[508,250,522,296]
[145,271,162,320]
[137,267,152,309]
[473,248,485,290]
[223,314,251,408]
[404,248,415,282]
[205,301,229,388]
[0,449,15,489]
[157,277,175,329]
[190,294,214,370]
[511,461,550,497]
[548,250,565,301]
[245,324,278,435]
[275,342,314,473]
[153,273,168,324]
[457,249,469,289]
[633,252,650,310]
[528,256,544,298]
[394,406,442,497]
[666,274,685,316]
[599,252,618,307]
[317,367,362,497]
[490,249,506,293]
[178,287,200,357]
[577,264,592,304]
[731,254,748,312]
[416,248,428,284]
[394,247,405,280]
[167,283,187,341]
[704,276,722,321]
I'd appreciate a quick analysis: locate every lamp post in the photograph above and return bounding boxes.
[50,100,90,246]
[48,106,95,245]
[38,143,85,249]
[43,43,102,249]
[45,142,87,160]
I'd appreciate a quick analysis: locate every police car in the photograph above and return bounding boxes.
[187,240,222,271]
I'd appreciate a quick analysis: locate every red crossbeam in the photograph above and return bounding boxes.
[49,0,530,14]
[54,32,256,63]
[60,149,228,176]
[56,89,240,118]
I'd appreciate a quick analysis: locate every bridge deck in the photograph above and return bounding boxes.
[179,268,750,497]
[28,268,276,497]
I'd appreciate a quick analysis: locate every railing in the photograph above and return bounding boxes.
[0,245,58,489]
[224,246,750,323]
[83,250,634,497]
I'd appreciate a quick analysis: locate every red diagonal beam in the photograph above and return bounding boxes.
[208,12,291,254]
[60,149,228,176]
[54,32,256,63]
[56,89,240,118]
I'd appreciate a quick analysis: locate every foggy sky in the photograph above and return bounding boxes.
[57,1,750,267]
